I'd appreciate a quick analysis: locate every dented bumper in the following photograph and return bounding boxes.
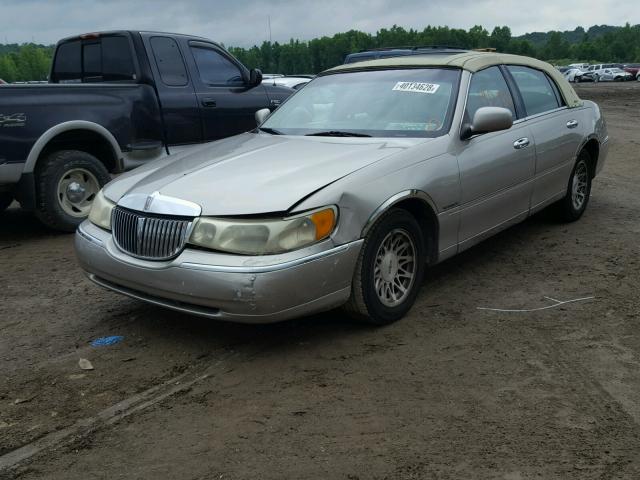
[75,221,362,323]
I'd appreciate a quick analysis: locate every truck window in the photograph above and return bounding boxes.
[190,46,244,86]
[53,40,82,83]
[150,36,188,86]
[52,35,135,83]
[102,36,135,81]
[83,43,101,80]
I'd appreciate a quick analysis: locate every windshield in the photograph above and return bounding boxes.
[261,68,461,138]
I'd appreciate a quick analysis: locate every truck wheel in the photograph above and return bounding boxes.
[555,150,592,222]
[0,193,13,213]
[343,208,426,325]
[35,150,111,232]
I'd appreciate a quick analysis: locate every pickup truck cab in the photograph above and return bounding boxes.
[0,31,292,230]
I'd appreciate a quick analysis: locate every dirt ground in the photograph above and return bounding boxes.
[1,81,639,480]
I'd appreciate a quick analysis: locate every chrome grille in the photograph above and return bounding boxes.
[112,207,193,260]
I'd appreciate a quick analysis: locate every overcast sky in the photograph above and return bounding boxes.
[1,0,638,46]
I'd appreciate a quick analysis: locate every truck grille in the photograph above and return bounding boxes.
[112,207,193,260]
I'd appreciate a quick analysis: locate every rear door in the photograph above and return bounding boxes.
[506,65,584,211]
[144,35,202,145]
[185,41,270,141]
[456,66,536,249]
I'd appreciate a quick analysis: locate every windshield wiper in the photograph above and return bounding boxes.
[258,127,284,135]
[305,130,372,137]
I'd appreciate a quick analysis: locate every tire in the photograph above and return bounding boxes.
[0,192,13,213]
[35,150,111,232]
[343,208,426,325]
[555,150,592,222]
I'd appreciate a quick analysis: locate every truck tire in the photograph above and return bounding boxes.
[35,150,111,232]
[0,193,13,213]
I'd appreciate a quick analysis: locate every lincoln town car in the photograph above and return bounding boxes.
[75,51,608,325]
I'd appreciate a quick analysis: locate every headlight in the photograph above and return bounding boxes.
[189,206,337,255]
[88,190,115,230]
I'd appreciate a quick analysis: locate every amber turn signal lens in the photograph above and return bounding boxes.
[310,208,336,240]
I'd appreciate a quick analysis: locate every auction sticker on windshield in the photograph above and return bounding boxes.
[392,82,440,94]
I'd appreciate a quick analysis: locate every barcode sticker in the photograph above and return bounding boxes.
[392,82,440,94]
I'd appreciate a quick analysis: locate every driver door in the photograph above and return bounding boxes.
[186,41,269,140]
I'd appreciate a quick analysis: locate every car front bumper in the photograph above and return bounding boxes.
[75,221,363,323]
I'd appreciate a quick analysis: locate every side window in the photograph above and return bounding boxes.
[150,36,188,86]
[190,46,244,86]
[466,66,516,122]
[52,40,81,83]
[508,66,561,116]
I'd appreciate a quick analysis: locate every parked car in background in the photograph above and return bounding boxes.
[0,78,7,85]
[569,63,590,70]
[0,30,293,230]
[263,75,313,90]
[563,68,594,83]
[556,66,570,73]
[593,67,634,82]
[623,64,640,79]
[75,51,608,326]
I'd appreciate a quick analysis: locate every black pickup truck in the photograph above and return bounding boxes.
[0,31,292,231]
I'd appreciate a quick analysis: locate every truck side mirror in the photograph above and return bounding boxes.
[249,68,263,87]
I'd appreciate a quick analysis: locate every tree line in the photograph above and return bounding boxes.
[1,24,639,82]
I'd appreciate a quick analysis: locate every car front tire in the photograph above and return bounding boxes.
[343,208,426,325]
[555,150,593,222]
[35,150,111,232]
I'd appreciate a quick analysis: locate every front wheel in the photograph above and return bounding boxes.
[555,150,592,222]
[35,150,111,232]
[343,208,426,325]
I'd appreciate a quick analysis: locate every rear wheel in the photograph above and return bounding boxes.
[35,150,111,232]
[555,150,592,222]
[343,208,426,325]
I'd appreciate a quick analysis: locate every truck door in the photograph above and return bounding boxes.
[184,41,270,141]
[144,35,202,145]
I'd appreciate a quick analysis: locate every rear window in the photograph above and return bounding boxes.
[150,36,189,86]
[52,35,136,83]
[53,40,81,82]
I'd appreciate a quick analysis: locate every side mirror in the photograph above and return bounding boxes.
[460,107,513,140]
[255,108,271,126]
[249,68,263,87]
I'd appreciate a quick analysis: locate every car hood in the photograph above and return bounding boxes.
[105,133,427,216]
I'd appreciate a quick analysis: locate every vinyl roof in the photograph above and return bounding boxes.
[329,51,583,108]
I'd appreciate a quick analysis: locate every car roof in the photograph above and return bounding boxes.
[328,51,583,108]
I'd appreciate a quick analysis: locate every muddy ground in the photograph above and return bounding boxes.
[1,81,639,479]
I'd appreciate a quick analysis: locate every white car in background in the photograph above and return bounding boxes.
[593,68,634,82]
[563,68,592,83]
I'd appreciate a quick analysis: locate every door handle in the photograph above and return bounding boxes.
[201,98,217,108]
[513,137,530,149]
[566,119,579,129]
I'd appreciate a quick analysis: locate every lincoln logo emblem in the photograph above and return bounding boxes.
[144,196,154,211]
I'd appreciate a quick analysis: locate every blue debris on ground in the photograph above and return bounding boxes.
[91,336,124,347]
